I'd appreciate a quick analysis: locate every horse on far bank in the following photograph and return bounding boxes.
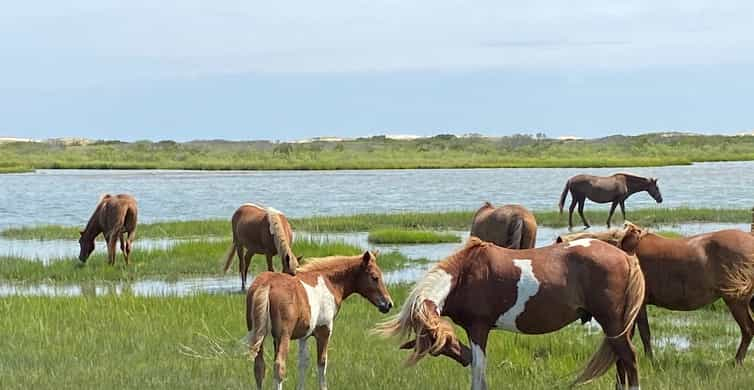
[246,250,393,390]
[78,193,138,265]
[558,173,662,230]
[376,237,645,390]
[223,203,300,290]
[558,222,754,364]
[470,202,537,249]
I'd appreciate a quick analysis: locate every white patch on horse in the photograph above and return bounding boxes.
[495,259,540,332]
[300,276,338,336]
[566,238,594,248]
[471,342,486,390]
[421,269,453,313]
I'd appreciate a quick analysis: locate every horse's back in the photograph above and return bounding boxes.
[471,204,537,249]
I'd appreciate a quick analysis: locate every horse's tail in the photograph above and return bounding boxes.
[718,253,754,300]
[266,208,298,273]
[558,179,571,214]
[574,253,645,386]
[246,285,271,359]
[508,217,524,249]
[222,241,237,273]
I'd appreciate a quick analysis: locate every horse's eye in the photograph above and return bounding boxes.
[372,275,379,282]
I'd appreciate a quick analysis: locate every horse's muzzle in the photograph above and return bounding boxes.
[378,300,392,313]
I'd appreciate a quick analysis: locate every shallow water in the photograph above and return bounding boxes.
[2,162,754,230]
[0,237,185,264]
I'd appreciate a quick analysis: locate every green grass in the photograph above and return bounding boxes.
[0,239,420,282]
[3,207,748,240]
[1,287,752,389]
[3,132,754,173]
[367,229,461,244]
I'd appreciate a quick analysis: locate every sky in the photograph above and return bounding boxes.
[2,1,754,141]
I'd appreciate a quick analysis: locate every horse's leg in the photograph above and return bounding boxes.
[607,334,639,389]
[119,232,130,265]
[636,305,654,360]
[614,359,627,390]
[314,327,331,390]
[568,199,577,230]
[266,253,275,273]
[242,251,253,291]
[254,343,266,390]
[467,324,491,390]
[297,338,310,390]
[619,201,626,222]
[607,202,618,228]
[106,233,117,265]
[273,333,292,390]
[724,297,754,364]
[577,198,590,228]
[124,230,135,263]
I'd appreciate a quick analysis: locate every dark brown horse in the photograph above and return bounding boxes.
[470,202,537,249]
[376,237,645,390]
[223,203,299,290]
[246,251,393,390]
[558,173,663,229]
[559,222,754,364]
[78,194,138,265]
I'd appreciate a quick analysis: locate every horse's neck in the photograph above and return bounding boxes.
[622,175,650,193]
[82,205,103,239]
[317,263,362,302]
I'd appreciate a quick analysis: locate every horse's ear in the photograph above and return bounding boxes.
[79,231,84,236]
[362,250,371,264]
[651,177,658,183]
[555,236,564,243]
[297,255,304,262]
[373,249,380,257]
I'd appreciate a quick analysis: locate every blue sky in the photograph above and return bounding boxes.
[2,1,754,141]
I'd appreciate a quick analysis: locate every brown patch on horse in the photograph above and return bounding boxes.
[471,203,537,249]
[78,193,138,265]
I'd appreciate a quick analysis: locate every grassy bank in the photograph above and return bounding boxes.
[3,207,748,240]
[0,239,419,282]
[0,287,751,389]
[367,229,461,244]
[3,133,754,172]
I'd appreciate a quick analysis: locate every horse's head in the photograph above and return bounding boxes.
[78,231,95,262]
[354,250,393,313]
[282,251,301,276]
[400,300,471,367]
[619,222,647,255]
[647,177,663,203]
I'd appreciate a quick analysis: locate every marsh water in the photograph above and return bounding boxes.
[2,162,754,229]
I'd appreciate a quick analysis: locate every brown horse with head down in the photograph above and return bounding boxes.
[223,203,300,290]
[376,237,645,390]
[558,173,662,230]
[470,202,537,249]
[246,251,393,390]
[559,222,754,364]
[78,193,138,265]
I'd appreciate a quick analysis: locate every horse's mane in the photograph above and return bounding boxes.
[97,193,111,205]
[297,254,365,274]
[614,172,652,182]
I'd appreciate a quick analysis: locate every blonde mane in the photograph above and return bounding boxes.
[297,254,365,274]
[266,208,293,259]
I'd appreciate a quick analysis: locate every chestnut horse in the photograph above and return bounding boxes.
[223,203,299,290]
[559,222,754,364]
[376,237,645,390]
[558,173,663,229]
[246,251,393,390]
[78,193,138,265]
[470,202,537,249]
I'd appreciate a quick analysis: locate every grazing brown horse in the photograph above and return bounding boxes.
[223,203,299,290]
[246,251,393,390]
[376,237,645,390]
[470,202,537,249]
[559,222,754,364]
[78,194,138,265]
[558,173,663,229]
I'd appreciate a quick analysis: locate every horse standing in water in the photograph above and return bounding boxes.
[78,194,138,265]
[559,222,754,364]
[558,173,663,229]
[246,251,393,390]
[376,237,645,390]
[223,203,299,290]
[470,202,537,249]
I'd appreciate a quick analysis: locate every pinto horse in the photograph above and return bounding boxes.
[470,202,537,249]
[78,193,138,265]
[223,203,299,290]
[559,222,754,364]
[246,251,393,390]
[376,237,645,390]
[558,173,662,229]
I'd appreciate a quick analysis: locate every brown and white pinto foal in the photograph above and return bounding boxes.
[559,222,754,364]
[223,203,300,290]
[377,237,645,390]
[246,251,393,390]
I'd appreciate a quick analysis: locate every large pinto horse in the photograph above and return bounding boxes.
[223,203,299,290]
[246,251,393,390]
[376,237,645,390]
[558,173,663,230]
[78,193,138,265]
[470,202,537,249]
[559,222,754,364]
